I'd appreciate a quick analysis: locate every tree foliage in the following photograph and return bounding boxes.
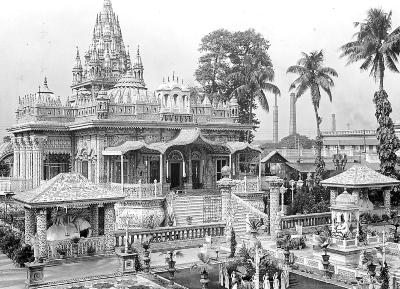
[286,51,337,184]
[0,160,10,177]
[195,29,280,141]
[341,8,400,177]
[279,133,314,149]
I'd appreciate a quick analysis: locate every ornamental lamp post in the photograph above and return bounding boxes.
[289,179,296,205]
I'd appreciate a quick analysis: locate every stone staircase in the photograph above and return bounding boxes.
[174,193,206,226]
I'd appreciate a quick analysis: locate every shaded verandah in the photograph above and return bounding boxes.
[102,128,262,195]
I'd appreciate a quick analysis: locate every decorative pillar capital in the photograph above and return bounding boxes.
[30,136,47,150]
[16,136,25,148]
[23,135,33,149]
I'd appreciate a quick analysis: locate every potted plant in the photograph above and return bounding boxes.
[186,216,193,225]
[363,252,377,277]
[56,247,67,259]
[87,245,95,256]
[191,252,212,289]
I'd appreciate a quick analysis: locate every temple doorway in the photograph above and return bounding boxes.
[150,160,160,182]
[192,160,201,189]
[170,162,181,189]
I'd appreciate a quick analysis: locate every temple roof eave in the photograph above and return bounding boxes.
[14,197,123,209]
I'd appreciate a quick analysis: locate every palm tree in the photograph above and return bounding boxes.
[230,55,280,141]
[340,8,400,177]
[340,8,400,91]
[286,51,338,183]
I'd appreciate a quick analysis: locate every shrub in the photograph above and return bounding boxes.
[71,237,80,244]
[229,229,237,258]
[382,214,390,222]
[56,247,67,256]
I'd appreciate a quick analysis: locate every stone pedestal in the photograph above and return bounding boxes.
[116,252,138,275]
[25,262,45,288]
[217,176,236,242]
[104,203,116,254]
[322,247,362,266]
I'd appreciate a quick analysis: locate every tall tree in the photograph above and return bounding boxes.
[195,29,280,142]
[287,51,338,184]
[340,8,400,177]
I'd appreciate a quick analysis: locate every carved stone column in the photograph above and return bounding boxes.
[24,136,33,184]
[31,136,46,188]
[90,204,99,237]
[384,189,392,216]
[330,189,338,205]
[17,137,26,179]
[25,207,36,244]
[12,137,20,178]
[36,209,47,259]
[96,133,106,183]
[104,203,115,253]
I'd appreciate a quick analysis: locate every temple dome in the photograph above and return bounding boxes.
[335,190,354,205]
[107,70,148,104]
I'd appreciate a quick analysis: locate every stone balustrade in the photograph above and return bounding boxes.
[114,222,225,248]
[280,212,331,230]
[108,180,164,199]
[0,177,33,193]
[47,236,107,259]
[231,176,260,194]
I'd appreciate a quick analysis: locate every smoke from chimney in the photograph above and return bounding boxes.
[289,93,296,135]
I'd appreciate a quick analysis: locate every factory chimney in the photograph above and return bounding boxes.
[331,113,336,132]
[289,92,297,135]
[273,94,278,143]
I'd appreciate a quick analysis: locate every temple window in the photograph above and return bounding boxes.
[173,94,178,106]
[238,153,251,173]
[216,159,227,181]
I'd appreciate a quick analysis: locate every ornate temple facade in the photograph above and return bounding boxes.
[8,0,260,193]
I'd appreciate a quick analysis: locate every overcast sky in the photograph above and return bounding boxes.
[1,0,400,141]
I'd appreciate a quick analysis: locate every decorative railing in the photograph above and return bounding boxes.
[46,236,107,259]
[0,177,33,193]
[108,180,163,199]
[114,222,225,247]
[231,176,261,194]
[280,212,331,230]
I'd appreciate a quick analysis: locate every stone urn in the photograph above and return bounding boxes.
[200,269,210,289]
[168,260,176,286]
[321,254,330,277]
[283,248,291,265]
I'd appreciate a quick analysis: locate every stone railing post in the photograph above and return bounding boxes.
[268,177,283,239]
[138,180,142,199]
[217,167,236,242]
[244,176,247,194]
[154,179,158,197]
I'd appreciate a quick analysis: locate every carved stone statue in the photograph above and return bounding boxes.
[263,273,270,289]
[273,272,279,289]
[31,233,40,263]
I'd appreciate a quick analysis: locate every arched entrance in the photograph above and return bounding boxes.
[168,150,184,189]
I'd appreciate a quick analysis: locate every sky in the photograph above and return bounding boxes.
[0,0,400,141]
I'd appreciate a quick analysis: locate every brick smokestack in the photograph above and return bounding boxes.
[332,113,336,132]
[273,94,278,143]
[289,92,296,135]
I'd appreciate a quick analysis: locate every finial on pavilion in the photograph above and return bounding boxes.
[44,77,48,87]
[137,45,140,56]
[163,77,165,83]
[172,71,175,81]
